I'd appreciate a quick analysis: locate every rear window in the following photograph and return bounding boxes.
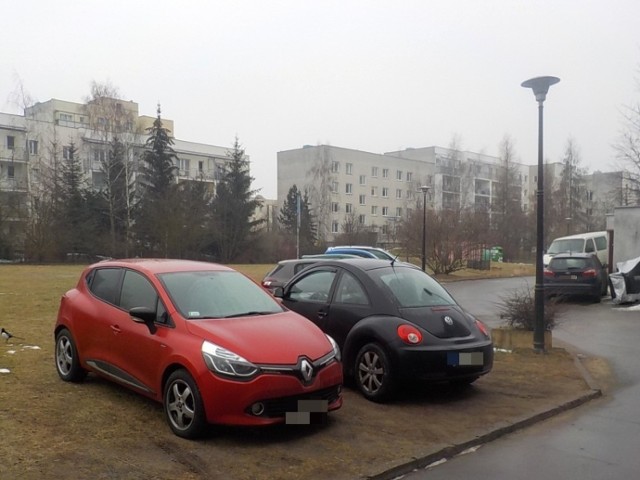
[371,267,456,307]
[549,257,592,270]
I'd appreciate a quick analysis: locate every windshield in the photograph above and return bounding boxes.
[548,239,585,255]
[371,266,456,307]
[159,271,284,319]
[368,249,394,260]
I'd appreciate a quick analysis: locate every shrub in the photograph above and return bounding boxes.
[498,287,560,331]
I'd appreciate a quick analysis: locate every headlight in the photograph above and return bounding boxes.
[201,341,259,379]
[326,335,341,362]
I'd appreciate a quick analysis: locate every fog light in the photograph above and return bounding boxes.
[250,402,265,416]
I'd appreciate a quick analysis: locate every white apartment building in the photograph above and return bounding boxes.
[277,144,530,244]
[0,97,238,256]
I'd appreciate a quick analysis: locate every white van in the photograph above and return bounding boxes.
[543,231,609,268]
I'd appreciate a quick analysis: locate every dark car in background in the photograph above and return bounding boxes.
[54,259,343,438]
[325,246,397,260]
[261,254,357,292]
[274,259,493,402]
[544,252,608,302]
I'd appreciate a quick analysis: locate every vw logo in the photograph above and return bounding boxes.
[300,359,314,382]
[443,315,454,326]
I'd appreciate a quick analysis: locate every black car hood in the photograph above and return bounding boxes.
[399,305,473,339]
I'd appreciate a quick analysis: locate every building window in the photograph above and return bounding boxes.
[382,168,389,178]
[331,221,339,233]
[331,202,339,213]
[371,205,378,215]
[406,171,413,182]
[382,187,389,198]
[346,183,353,194]
[331,161,340,173]
[382,206,389,216]
[359,194,366,205]
[6,136,15,150]
[396,207,403,217]
[331,181,339,193]
[359,214,366,225]
[198,160,204,172]
[59,113,73,123]
[371,166,378,177]
[63,146,73,160]
[346,203,353,214]
[396,170,403,181]
[346,163,353,175]
[371,186,377,197]
[177,158,190,175]
[396,189,402,199]
[7,165,15,179]
[93,149,106,163]
[406,190,413,199]
[28,140,38,155]
[359,174,366,185]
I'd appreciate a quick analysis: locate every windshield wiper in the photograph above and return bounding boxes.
[223,311,272,318]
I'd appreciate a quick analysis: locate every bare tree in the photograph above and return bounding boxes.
[615,70,640,205]
[84,81,140,256]
[305,145,335,243]
[492,135,527,261]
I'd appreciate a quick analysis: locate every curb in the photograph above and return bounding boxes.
[367,350,602,480]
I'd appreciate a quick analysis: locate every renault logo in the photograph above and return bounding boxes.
[443,315,454,326]
[300,359,314,383]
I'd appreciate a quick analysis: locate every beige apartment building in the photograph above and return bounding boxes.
[0,98,237,257]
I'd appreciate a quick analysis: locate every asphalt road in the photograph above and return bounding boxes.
[403,277,640,479]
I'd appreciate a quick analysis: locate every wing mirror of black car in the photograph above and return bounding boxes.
[129,306,158,334]
[273,286,284,298]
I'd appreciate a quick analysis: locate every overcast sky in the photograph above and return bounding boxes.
[3,0,639,198]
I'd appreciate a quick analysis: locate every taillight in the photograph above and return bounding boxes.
[543,268,554,278]
[475,319,491,339]
[583,269,597,278]
[397,325,422,345]
[262,278,274,287]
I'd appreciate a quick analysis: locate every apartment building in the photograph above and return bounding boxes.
[277,144,530,244]
[0,97,237,257]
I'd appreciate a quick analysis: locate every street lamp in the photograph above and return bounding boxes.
[420,185,431,272]
[521,75,560,353]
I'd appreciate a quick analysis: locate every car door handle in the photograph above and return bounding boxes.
[110,325,122,334]
[317,310,328,319]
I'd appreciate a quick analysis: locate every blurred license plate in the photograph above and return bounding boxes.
[285,399,328,424]
[447,352,484,366]
[559,274,578,280]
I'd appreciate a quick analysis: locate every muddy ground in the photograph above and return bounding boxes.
[0,343,607,480]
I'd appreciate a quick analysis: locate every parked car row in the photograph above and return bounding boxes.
[54,256,493,439]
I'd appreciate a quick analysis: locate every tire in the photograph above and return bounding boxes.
[164,369,207,439]
[354,343,395,402]
[55,328,87,382]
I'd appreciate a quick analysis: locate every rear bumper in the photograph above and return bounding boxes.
[392,342,494,383]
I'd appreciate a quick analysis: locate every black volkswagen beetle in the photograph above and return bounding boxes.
[274,259,493,401]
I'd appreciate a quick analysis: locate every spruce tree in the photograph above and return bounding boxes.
[210,137,262,262]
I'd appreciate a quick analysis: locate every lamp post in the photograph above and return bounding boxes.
[565,217,572,235]
[420,185,431,272]
[521,75,560,353]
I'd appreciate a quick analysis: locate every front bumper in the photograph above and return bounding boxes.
[195,359,343,426]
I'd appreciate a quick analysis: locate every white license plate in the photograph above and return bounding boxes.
[447,352,484,366]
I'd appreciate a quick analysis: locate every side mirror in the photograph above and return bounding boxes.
[273,286,284,298]
[130,306,157,334]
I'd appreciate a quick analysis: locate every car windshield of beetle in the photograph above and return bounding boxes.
[374,267,456,308]
[159,271,284,319]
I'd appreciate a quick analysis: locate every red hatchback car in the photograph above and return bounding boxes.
[54,259,343,438]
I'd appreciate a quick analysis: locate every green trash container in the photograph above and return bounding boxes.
[490,246,504,262]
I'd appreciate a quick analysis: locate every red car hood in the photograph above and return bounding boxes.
[185,311,333,364]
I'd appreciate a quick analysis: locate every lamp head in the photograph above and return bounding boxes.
[521,76,560,103]
[419,185,431,194]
